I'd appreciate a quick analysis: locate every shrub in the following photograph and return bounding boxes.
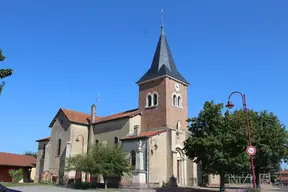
[8,169,23,183]
[81,182,90,190]
[70,181,91,190]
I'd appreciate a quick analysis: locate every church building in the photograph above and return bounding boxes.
[35,22,219,187]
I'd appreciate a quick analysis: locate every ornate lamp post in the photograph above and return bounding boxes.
[226,91,256,190]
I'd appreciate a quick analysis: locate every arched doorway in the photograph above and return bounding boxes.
[176,148,186,186]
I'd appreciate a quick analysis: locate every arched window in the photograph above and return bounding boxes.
[114,136,119,145]
[146,92,159,108]
[153,93,158,106]
[57,139,61,156]
[95,139,99,147]
[130,150,136,170]
[173,94,177,106]
[178,96,182,107]
[147,94,152,107]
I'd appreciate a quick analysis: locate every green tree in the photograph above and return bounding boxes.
[183,101,249,191]
[89,145,131,190]
[8,169,23,183]
[0,49,13,95]
[24,151,37,158]
[66,154,90,173]
[66,145,131,190]
[231,109,288,187]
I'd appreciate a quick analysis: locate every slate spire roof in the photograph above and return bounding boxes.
[137,25,189,85]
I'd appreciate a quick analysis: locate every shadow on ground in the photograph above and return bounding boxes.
[155,187,217,192]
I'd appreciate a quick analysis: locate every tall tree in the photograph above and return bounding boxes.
[24,151,37,158]
[184,101,249,191]
[231,109,288,187]
[0,49,13,95]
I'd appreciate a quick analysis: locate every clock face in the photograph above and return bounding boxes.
[174,83,180,92]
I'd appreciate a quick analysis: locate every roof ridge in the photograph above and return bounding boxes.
[101,108,139,116]
[36,136,50,142]
[60,108,91,116]
[92,108,140,124]
[0,152,36,157]
[61,107,140,117]
[120,129,166,140]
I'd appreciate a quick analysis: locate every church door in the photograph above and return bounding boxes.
[176,148,186,186]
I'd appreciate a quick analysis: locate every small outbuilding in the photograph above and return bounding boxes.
[0,152,36,182]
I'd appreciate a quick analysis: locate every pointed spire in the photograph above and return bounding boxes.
[136,10,189,85]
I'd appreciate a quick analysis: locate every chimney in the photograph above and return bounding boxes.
[91,104,96,123]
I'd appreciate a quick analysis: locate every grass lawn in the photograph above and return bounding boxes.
[0,182,49,187]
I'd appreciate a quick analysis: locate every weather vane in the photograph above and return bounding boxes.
[96,92,100,103]
[161,9,164,27]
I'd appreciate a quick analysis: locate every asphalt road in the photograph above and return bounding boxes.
[9,186,79,192]
[8,185,288,192]
[272,184,288,191]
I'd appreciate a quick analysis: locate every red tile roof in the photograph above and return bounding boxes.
[35,136,50,142]
[120,129,166,140]
[61,108,101,125]
[0,152,36,167]
[277,176,288,181]
[49,108,140,127]
[277,170,288,174]
[92,109,140,124]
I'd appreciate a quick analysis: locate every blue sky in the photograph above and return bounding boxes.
[1,0,288,154]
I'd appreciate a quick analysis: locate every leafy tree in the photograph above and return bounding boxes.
[0,49,13,95]
[24,151,37,158]
[66,145,131,190]
[88,145,131,190]
[231,109,288,187]
[8,169,23,183]
[183,101,250,191]
[66,154,89,173]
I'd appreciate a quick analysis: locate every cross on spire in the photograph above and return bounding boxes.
[161,9,164,28]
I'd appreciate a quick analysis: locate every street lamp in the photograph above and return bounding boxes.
[75,134,84,155]
[75,134,85,182]
[226,91,256,190]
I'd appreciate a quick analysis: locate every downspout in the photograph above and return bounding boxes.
[146,137,149,184]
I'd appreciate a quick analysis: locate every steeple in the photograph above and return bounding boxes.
[137,11,189,85]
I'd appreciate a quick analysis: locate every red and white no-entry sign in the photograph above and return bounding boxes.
[246,146,256,156]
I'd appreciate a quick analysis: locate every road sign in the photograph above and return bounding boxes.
[246,146,256,156]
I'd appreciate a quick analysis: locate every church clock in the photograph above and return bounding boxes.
[174,83,180,92]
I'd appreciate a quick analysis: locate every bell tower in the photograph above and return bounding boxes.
[137,20,189,132]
